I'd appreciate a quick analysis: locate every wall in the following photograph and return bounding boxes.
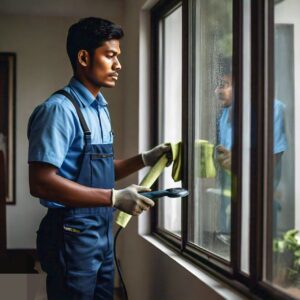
[0,0,122,18]
[0,0,125,248]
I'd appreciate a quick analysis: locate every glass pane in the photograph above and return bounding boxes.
[267,0,300,297]
[157,6,182,235]
[189,0,233,260]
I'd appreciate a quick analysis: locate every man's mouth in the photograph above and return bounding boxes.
[109,73,119,80]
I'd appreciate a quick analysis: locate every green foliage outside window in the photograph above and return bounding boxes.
[273,229,300,286]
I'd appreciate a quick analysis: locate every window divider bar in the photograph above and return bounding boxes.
[231,0,244,275]
[150,10,160,233]
[181,0,190,252]
[264,0,275,283]
[249,0,266,289]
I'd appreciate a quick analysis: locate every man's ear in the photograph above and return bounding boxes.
[77,50,90,68]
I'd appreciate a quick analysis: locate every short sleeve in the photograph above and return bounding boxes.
[273,100,288,154]
[27,101,76,168]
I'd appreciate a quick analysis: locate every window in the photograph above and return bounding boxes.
[151,0,300,299]
[156,4,182,236]
[189,0,233,261]
[265,0,300,298]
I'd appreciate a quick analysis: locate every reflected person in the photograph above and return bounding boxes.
[215,58,288,243]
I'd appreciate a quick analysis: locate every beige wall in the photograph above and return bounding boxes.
[0,0,123,18]
[0,2,125,248]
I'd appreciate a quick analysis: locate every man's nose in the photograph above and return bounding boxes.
[215,87,221,95]
[113,57,122,71]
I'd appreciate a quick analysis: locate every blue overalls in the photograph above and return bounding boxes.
[36,90,115,300]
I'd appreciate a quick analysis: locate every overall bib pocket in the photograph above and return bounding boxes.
[90,151,114,188]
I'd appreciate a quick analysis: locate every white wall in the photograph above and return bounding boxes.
[0,0,125,248]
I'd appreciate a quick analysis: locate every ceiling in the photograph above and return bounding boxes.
[0,0,124,18]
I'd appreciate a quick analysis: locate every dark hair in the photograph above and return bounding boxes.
[217,56,232,77]
[67,17,124,71]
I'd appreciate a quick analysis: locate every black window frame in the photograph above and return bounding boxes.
[151,0,296,299]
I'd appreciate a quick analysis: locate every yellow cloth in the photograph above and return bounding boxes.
[194,140,216,178]
[115,140,217,227]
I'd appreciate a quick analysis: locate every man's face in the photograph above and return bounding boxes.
[85,39,122,88]
[215,74,233,107]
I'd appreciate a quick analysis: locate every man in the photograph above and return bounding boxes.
[28,17,170,300]
[215,58,288,242]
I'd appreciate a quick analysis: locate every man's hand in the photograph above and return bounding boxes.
[142,143,172,166]
[216,145,231,170]
[112,184,155,216]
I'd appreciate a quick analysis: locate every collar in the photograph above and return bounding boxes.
[69,77,108,107]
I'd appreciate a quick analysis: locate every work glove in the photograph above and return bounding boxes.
[142,143,172,166]
[111,184,155,216]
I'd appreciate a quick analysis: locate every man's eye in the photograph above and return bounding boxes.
[216,82,229,89]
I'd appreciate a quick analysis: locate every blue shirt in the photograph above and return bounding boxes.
[217,99,288,154]
[27,77,114,208]
[217,99,288,192]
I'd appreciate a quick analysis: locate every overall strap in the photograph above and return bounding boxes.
[54,90,91,141]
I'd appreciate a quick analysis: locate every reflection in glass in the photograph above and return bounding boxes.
[268,0,300,297]
[189,0,233,260]
[157,6,182,235]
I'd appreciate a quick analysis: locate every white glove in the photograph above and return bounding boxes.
[142,143,172,166]
[111,184,155,216]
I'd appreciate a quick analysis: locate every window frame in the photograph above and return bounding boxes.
[0,52,16,206]
[151,0,243,270]
[150,0,296,299]
[151,0,183,250]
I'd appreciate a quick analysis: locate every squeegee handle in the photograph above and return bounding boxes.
[139,190,168,199]
[115,154,170,228]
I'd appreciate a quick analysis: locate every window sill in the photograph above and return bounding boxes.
[140,234,250,300]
